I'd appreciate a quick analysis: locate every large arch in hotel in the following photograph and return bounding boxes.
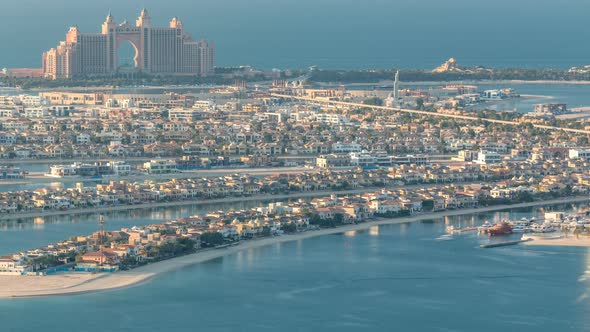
[113,23,143,69]
[101,10,151,72]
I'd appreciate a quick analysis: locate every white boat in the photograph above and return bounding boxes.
[531,223,557,233]
[510,218,531,233]
[512,224,527,233]
[478,221,493,233]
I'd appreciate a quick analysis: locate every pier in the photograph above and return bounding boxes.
[480,238,532,248]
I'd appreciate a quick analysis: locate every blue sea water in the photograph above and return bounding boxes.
[1,0,589,70]
[2,205,590,331]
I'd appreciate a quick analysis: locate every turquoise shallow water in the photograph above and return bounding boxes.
[2,205,590,331]
[470,84,590,112]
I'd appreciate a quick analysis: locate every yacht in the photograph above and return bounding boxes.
[511,219,531,233]
[487,222,513,236]
[530,223,557,233]
[512,224,527,233]
[478,221,493,233]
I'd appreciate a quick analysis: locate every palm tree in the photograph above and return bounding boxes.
[574,227,581,239]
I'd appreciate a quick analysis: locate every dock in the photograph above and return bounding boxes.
[479,238,532,248]
[447,226,477,234]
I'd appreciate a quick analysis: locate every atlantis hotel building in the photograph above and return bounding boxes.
[42,10,214,79]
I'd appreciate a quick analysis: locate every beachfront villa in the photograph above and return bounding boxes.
[0,255,31,275]
[75,251,120,273]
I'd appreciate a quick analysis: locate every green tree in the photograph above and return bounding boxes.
[200,232,224,247]
[422,199,435,212]
[363,97,383,106]
[416,98,425,110]
[282,223,297,234]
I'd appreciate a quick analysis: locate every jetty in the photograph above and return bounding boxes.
[446,226,477,234]
[480,238,532,248]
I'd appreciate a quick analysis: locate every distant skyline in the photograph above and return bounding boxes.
[1,0,590,70]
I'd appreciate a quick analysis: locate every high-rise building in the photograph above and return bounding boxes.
[42,9,215,80]
[393,70,399,105]
[385,70,400,107]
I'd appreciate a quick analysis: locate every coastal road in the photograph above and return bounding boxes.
[271,93,590,135]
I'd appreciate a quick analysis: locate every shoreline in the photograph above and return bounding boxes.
[1,195,588,299]
[523,235,590,247]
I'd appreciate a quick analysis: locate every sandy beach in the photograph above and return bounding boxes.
[523,234,590,247]
[1,195,588,299]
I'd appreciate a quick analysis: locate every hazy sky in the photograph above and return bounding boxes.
[1,0,589,69]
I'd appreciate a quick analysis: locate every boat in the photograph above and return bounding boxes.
[477,221,493,233]
[512,224,527,233]
[539,224,557,233]
[486,221,513,236]
[530,223,557,233]
[510,218,531,233]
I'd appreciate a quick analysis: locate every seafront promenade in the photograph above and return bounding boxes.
[1,195,588,299]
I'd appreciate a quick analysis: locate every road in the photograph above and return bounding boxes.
[271,93,590,135]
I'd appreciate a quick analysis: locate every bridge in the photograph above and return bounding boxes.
[270,93,590,135]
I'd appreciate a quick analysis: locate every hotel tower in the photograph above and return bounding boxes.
[42,9,215,79]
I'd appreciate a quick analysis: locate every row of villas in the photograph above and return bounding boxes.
[48,161,132,177]
[4,153,590,216]
[0,183,497,275]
